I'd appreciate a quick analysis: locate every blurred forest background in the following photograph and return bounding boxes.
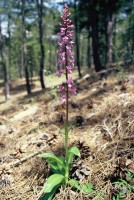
[0,0,134,100]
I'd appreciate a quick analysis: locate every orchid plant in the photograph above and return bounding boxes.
[39,5,93,200]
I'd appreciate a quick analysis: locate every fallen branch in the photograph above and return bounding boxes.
[7,146,48,168]
[36,188,44,200]
[28,140,45,144]
[123,135,134,140]
[116,148,134,154]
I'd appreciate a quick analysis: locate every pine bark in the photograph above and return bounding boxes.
[90,9,102,72]
[106,12,115,66]
[8,13,12,80]
[0,20,10,100]
[87,27,92,68]
[21,0,31,94]
[36,0,46,89]
[74,0,82,77]
[49,41,52,72]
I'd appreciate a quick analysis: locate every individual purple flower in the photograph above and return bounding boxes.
[70,85,76,94]
[66,66,72,74]
[59,85,66,93]
[57,5,76,101]
[67,77,73,85]
[61,95,66,102]
[63,36,69,44]
[67,77,76,94]
[60,27,66,35]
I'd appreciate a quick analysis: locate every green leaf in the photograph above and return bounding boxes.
[68,179,94,194]
[42,185,59,200]
[68,153,74,165]
[48,159,65,175]
[82,183,94,194]
[68,146,80,165]
[43,174,64,193]
[69,146,80,157]
[49,161,60,174]
[38,153,65,169]
[59,156,65,163]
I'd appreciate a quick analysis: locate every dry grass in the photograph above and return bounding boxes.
[0,67,134,200]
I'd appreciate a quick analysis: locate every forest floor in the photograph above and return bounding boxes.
[0,66,134,200]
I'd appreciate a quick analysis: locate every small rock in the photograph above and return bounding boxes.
[40,133,49,140]
[10,105,38,122]
[0,174,14,187]
[8,127,17,134]
[0,125,8,134]
[127,75,134,84]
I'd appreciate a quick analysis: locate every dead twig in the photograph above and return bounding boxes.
[117,148,134,154]
[123,135,134,140]
[36,188,44,200]
[103,118,113,139]
[6,146,48,168]
[28,140,45,144]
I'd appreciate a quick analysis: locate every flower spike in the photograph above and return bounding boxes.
[57,5,76,101]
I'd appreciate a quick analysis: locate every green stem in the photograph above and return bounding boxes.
[64,25,69,184]
[65,124,68,160]
[65,82,69,163]
[65,124,69,184]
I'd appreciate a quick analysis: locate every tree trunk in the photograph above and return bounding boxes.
[74,0,82,78]
[49,40,52,72]
[21,0,31,94]
[80,34,83,66]
[130,0,134,56]
[36,0,46,89]
[87,34,90,68]
[20,51,24,78]
[0,20,10,101]
[90,9,102,72]
[106,12,115,66]
[87,26,92,68]
[131,19,134,56]
[19,52,23,78]
[8,13,12,80]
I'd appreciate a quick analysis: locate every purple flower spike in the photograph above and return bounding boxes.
[57,5,76,101]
